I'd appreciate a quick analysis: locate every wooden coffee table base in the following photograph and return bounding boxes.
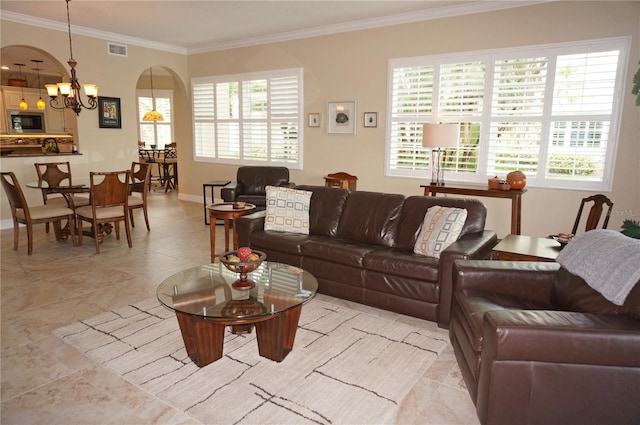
[174,304,302,367]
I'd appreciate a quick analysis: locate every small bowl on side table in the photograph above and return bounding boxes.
[219,249,267,290]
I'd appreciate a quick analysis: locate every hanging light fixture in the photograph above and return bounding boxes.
[45,0,97,116]
[143,67,164,121]
[14,63,28,110]
[31,59,46,110]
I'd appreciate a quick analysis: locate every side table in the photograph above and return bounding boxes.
[202,180,231,225]
[492,234,561,262]
[208,202,256,261]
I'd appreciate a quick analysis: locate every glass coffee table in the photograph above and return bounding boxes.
[157,261,317,367]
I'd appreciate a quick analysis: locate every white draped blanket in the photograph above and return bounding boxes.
[53,298,449,424]
[556,229,640,305]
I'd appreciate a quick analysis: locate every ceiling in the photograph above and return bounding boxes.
[1,1,543,79]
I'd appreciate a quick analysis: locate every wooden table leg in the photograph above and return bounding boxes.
[512,193,522,235]
[175,312,225,367]
[255,305,301,362]
[224,219,230,251]
[209,211,216,262]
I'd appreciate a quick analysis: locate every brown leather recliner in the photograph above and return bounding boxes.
[221,166,294,210]
[449,260,640,425]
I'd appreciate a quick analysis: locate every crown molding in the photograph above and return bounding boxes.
[3,1,551,56]
[1,11,187,55]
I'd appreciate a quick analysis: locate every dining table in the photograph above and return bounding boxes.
[27,178,114,244]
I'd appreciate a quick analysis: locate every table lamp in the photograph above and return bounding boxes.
[422,123,460,186]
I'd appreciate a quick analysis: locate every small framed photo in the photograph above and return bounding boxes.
[364,112,378,128]
[327,101,356,135]
[98,96,122,129]
[308,113,321,127]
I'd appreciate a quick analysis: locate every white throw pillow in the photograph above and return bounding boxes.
[264,186,311,234]
[414,206,468,258]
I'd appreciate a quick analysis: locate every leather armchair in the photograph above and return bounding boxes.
[449,260,640,425]
[221,166,294,210]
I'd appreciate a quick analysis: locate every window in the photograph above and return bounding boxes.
[386,37,630,191]
[137,89,173,149]
[192,68,303,169]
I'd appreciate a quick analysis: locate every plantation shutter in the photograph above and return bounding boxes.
[388,65,434,175]
[192,68,302,168]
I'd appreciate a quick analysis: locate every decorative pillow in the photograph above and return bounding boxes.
[264,186,311,234]
[414,206,468,258]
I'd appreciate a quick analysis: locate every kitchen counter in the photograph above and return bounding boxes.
[1,134,75,157]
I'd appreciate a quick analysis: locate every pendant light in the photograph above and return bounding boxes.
[32,59,46,110]
[15,63,28,110]
[142,67,164,121]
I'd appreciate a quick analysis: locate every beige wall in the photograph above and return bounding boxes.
[2,1,639,239]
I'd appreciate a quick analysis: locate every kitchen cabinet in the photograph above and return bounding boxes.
[2,86,71,133]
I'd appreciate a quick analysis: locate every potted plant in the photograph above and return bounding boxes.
[633,61,640,106]
[621,219,640,239]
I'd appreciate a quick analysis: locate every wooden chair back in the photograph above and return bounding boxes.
[34,161,72,203]
[1,171,29,219]
[89,171,130,209]
[130,162,151,195]
[571,194,614,234]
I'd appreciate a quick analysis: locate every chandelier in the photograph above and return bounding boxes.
[45,0,97,115]
[142,67,164,121]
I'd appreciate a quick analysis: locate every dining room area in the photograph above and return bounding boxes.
[1,158,167,255]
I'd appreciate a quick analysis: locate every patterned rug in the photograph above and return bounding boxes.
[53,298,449,424]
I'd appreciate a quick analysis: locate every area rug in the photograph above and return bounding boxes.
[53,298,449,424]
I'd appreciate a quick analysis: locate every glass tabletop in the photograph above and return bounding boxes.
[156,262,317,319]
[26,177,90,189]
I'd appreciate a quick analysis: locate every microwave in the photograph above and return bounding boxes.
[7,111,46,134]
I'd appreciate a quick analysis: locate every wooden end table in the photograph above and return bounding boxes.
[202,180,231,225]
[208,202,256,261]
[492,234,561,262]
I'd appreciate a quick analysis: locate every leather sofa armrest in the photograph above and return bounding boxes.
[452,260,559,305]
[483,309,640,366]
[283,182,295,188]
[235,210,266,247]
[221,182,242,202]
[437,230,498,328]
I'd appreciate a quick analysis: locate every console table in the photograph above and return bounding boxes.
[421,184,527,235]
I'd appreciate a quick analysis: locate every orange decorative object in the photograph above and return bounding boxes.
[507,170,527,190]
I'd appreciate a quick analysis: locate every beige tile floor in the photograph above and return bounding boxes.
[1,191,479,424]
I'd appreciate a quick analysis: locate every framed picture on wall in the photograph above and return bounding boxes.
[98,96,122,128]
[327,101,356,135]
[308,113,321,127]
[364,112,378,128]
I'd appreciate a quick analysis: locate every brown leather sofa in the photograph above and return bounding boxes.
[221,166,294,210]
[236,185,497,325]
[449,260,640,425]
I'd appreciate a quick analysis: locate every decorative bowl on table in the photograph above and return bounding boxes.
[219,248,266,290]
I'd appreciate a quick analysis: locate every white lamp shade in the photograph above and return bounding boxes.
[422,123,460,149]
[45,84,59,97]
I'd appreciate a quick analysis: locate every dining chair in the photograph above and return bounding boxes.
[162,146,178,192]
[128,161,151,230]
[75,170,132,254]
[571,194,614,235]
[1,171,77,255]
[34,161,90,233]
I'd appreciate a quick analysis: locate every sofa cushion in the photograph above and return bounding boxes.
[264,186,311,234]
[551,267,640,320]
[363,248,439,281]
[301,238,377,268]
[336,191,405,247]
[295,185,350,237]
[396,196,487,251]
[414,206,467,258]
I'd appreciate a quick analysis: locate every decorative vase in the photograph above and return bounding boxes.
[506,170,526,190]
